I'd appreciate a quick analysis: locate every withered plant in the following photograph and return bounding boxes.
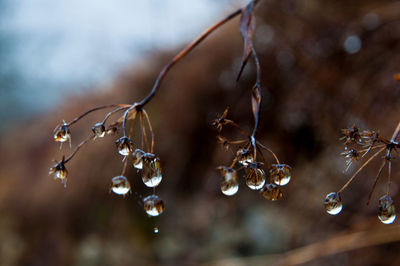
[324,122,400,224]
[50,0,289,217]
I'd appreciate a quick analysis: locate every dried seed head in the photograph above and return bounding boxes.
[236,148,254,166]
[360,130,379,147]
[54,122,71,143]
[115,136,133,156]
[92,122,106,138]
[324,192,343,215]
[143,194,165,216]
[260,183,282,201]
[142,154,162,187]
[217,166,239,196]
[378,195,396,224]
[49,160,68,186]
[245,163,266,190]
[111,175,131,196]
[341,125,362,144]
[270,164,291,186]
[212,108,229,132]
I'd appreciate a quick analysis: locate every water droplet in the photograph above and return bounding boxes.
[154,227,159,234]
[92,123,105,138]
[142,155,162,187]
[133,149,146,169]
[324,192,342,215]
[245,163,266,190]
[236,149,254,166]
[219,167,239,196]
[115,137,133,156]
[378,195,396,224]
[270,164,291,186]
[54,122,71,142]
[260,183,282,201]
[143,195,165,216]
[111,176,131,196]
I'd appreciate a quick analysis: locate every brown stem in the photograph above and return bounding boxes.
[68,104,130,126]
[367,159,386,205]
[136,7,243,108]
[64,135,96,163]
[250,47,262,139]
[390,121,400,142]
[140,112,150,152]
[338,147,385,193]
[256,141,280,164]
[102,106,129,125]
[142,109,155,153]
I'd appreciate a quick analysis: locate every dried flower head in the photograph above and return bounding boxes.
[54,121,71,143]
[212,108,229,132]
[49,159,68,187]
[341,125,362,145]
[326,122,400,223]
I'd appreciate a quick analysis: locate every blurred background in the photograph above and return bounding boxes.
[1,0,400,265]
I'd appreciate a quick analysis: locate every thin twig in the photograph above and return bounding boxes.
[338,147,386,193]
[142,109,155,153]
[256,141,280,164]
[64,135,96,163]
[367,159,386,205]
[68,104,130,126]
[137,7,243,108]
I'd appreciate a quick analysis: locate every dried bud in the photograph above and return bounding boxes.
[270,164,291,186]
[378,195,396,224]
[212,108,229,132]
[245,163,266,190]
[92,122,106,138]
[260,183,282,201]
[133,149,146,169]
[115,136,133,156]
[111,176,131,196]
[143,195,165,216]
[217,166,239,196]
[324,192,342,215]
[49,159,68,187]
[236,148,254,166]
[341,125,361,144]
[54,121,71,143]
[142,154,162,187]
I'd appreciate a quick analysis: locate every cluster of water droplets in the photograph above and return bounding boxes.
[217,148,291,200]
